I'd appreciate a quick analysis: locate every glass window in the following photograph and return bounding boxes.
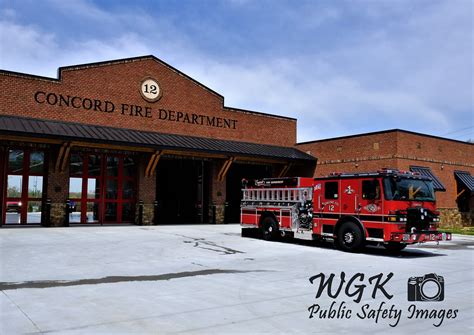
[88,155,101,176]
[122,203,134,222]
[87,179,100,199]
[325,182,339,199]
[29,151,44,174]
[383,177,435,201]
[362,180,380,200]
[106,156,119,176]
[70,153,84,176]
[106,179,118,199]
[105,202,117,221]
[8,149,24,174]
[69,177,83,198]
[86,202,100,222]
[122,180,135,199]
[69,201,81,223]
[7,175,22,197]
[26,201,42,224]
[28,176,43,198]
[5,203,21,223]
[123,157,135,177]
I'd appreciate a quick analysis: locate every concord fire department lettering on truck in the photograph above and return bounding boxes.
[240,169,451,252]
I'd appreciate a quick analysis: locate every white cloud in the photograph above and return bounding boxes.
[183,59,451,142]
[0,0,471,142]
[0,20,58,75]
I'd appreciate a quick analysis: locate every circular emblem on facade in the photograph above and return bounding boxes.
[140,77,162,102]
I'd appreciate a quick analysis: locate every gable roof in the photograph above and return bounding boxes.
[0,55,295,121]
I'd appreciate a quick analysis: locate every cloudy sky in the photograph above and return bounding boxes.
[0,0,472,142]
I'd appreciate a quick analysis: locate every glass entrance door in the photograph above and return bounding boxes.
[4,149,46,225]
[68,153,136,224]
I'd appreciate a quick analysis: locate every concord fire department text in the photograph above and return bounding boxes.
[34,91,238,129]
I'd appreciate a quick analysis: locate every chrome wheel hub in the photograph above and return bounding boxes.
[344,232,354,244]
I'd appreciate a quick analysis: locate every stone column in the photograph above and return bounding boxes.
[438,208,463,228]
[136,154,156,225]
[46,145,69,226]
[208,160,227,224]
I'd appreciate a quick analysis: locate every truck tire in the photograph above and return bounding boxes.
[384,242,407,253]
[337,221,365,252]
[261,216,279,241]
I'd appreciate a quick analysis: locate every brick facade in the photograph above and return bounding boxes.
[0,56,296,147]
[297,130,474,226]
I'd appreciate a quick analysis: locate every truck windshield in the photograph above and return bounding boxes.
[383,177,435,201]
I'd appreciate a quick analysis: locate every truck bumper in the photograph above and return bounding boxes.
[390,231,452,243]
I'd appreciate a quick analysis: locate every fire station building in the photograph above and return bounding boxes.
[297,130,474,226]
[1,55,472,228]
[0,55,316,226]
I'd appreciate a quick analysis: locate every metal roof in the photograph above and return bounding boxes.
[454,170,474,193]
[409,166,446,191]
[0,115,315,162]
[315,169,433,181]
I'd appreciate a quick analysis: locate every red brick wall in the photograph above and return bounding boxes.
[297,132,399,177]
[396,132,473,166]
[0,57,296,147]
[296,130,474,208]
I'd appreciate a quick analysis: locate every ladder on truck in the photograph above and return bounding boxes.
[241,187,313,204]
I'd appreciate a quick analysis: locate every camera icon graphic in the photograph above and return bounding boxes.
[407,273,444,301]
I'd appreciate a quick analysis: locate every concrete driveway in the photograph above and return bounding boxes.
[0,224,473,334]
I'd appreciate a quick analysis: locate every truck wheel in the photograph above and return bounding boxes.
[384,243,407,253]
[261,216,279,241]
[337,221,365,252]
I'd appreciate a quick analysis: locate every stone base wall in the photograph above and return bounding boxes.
[460,209,474,227]
[212,204,225,224]
[135,203,155,225]
[439,208,473,228]
[49,203,66,227]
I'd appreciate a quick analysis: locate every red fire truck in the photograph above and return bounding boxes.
[240,169,452,252]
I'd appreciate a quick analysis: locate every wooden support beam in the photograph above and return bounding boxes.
[54,142,68,173]
[454,178,458,196]
[278,163,292,178]
[145,151,158,177]
[149,151,163,177]
[163,150,228,160]
[70,141,154,153]
[60,143,72,172]
[1,135,62,145]
[457,188,466,199]
[217,157,235,182]
[145,151,163,177]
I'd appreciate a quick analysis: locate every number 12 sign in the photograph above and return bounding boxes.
[140,77,162,102]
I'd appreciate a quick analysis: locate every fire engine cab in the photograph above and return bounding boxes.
[240,169,452,252]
